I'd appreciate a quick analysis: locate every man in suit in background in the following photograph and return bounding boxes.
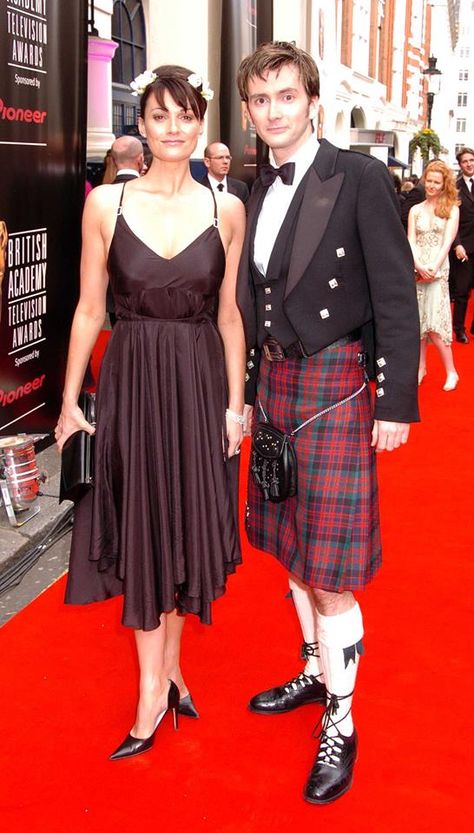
[111,135,144,184]
[236,41,419,805]
[201,142,249,204]
[106,136,144,326]
[450,147,474,342]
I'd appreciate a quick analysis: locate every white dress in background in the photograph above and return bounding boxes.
[412,204,453,345]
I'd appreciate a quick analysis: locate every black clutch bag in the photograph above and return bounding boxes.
[59,392,96,504]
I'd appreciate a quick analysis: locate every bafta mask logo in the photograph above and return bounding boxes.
[0,219,8,325]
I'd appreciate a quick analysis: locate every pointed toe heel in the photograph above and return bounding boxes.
[110,679,180,761]
[178,693,200,719]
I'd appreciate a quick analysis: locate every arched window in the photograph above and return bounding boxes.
[111,0,146,136]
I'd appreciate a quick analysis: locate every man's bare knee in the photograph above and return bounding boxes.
[312,588,356,615]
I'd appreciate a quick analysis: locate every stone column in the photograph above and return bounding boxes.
[87,36,118,159]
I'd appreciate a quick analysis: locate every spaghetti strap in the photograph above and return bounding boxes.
[117,182,126,216]
[210,188,219,227]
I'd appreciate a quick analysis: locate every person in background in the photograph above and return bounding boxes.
[111,135,144,183]
[201,142,249,204]
[450,147,474,342]
[401,180,425,231]
[391,173,403,215]
[236,41,419,805]
[408,159,460,390]
[400,180,414,195]
[101,148,117,185]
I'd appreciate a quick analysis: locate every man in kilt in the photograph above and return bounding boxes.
[236,42,420,804]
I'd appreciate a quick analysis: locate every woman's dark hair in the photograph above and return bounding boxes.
[140,65,207,120]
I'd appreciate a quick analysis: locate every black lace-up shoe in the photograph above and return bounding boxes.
[248,672,326,714]
[304,727,358,804]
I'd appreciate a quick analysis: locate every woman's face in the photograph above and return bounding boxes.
[139,89,202,163]
[424,170,444,199]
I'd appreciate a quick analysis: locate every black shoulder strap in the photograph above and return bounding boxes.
[210,187,219,227]
[117,182,126,215]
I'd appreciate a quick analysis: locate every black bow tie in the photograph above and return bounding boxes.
[260,162,295,187]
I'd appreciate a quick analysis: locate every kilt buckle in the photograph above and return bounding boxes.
[262,337,308,362]
[262,337,286,362]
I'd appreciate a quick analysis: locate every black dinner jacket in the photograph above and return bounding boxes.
[236,139,420,423]
[201,174,249,205]
[453,177,474,253]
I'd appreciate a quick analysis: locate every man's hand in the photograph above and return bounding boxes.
[371,420,410,453]
[455,244,468,262]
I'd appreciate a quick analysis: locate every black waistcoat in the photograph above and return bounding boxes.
[251,172,309,347]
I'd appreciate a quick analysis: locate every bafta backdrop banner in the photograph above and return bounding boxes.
[0,0,88,434]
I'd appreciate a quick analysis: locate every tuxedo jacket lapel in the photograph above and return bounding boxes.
[285,140,344,299]
[236,180,267,345]
[460,178,474,203]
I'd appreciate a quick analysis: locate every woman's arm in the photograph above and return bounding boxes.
[430,205,460,275]
[55,189,112,450]
[407,205,431,281]
[217,196,246,456]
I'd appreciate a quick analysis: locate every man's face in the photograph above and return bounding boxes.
[459,152,474,178]
[204,143,231,179]
[245,64,318,164]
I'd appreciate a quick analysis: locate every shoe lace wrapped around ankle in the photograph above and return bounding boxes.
[300,641,320,660]
[283,672,316,694]
[312,692,353,768]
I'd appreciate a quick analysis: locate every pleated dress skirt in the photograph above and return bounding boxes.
[65,206,241,630]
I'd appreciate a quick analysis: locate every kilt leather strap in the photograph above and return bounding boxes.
[258,379,367,438]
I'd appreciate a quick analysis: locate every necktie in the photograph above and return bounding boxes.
[260,162,296,187]
[470,178,474,193]
[217,183,224,192]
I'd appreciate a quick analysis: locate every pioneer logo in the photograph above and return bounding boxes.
[0,98,47,124]
[0,374,45,407]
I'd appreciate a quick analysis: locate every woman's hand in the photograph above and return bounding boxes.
[243,404,253,437]
[55,401,95,452]
[226,415,243,458]
[415,264,436,282]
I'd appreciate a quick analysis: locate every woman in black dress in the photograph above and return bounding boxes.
[55,66,246,759]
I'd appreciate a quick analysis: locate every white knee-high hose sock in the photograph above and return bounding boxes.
[316,603,364,737]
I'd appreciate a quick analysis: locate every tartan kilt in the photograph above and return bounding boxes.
[246,340,381,591]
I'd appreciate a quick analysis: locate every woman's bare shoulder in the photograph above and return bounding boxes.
[83,184,124,224]
[217,191,246,221]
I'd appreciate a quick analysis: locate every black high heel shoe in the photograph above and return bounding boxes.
[110,680,179,761]
[178,693,200,719]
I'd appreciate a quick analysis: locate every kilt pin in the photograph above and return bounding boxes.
[247,341,381,591]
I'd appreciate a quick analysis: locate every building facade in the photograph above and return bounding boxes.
[87,0,460,174]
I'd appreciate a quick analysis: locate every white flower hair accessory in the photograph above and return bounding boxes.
[187,73,214,101]
[130,69,157,97]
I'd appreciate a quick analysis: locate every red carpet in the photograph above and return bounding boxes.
[1,332,473,832]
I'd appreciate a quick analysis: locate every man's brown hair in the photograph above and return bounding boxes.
[456,146,474,164]
[237,41,320,103]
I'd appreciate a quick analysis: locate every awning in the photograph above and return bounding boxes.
[387,155,410,169]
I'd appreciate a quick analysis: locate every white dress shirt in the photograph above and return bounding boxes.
[116,168,139,178]
[254,131,319,275]
[207,173,227,193]
[462,175,474,193]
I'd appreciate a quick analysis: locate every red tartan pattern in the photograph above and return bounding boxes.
[246,341,381,591]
